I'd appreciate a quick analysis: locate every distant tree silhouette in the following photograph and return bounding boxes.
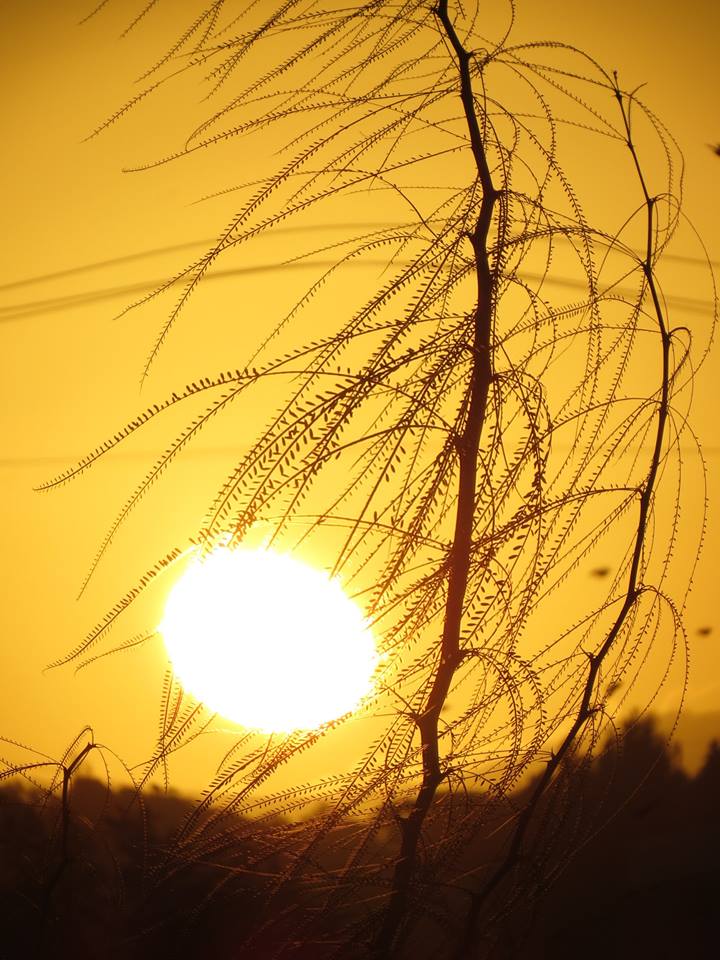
[19,1,716,956]
[2,717,718,957]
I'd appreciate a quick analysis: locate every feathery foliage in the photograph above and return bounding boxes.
[28,1,716,956]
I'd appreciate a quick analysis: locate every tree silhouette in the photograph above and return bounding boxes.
[2,717,719,957]
[16,1,716,956]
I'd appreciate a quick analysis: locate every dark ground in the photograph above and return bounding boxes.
[1,716,718,959]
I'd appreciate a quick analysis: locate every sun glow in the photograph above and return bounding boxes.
[159,546,378,732]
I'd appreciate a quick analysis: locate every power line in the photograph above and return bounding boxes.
[0,239,208,293]
[1,228,717,295]
[0,225,400,294]
[0,259,715,324]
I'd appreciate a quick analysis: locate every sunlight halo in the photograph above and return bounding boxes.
[159,546,377,733]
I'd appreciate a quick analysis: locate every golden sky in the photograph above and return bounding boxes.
[1,0,718,791]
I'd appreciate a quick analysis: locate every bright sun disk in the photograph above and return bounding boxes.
[159,546,377,732]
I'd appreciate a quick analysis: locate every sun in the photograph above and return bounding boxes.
[159,545,378,733]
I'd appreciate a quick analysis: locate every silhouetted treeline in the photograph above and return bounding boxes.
[482,720,720,959]
[1,717,718,959]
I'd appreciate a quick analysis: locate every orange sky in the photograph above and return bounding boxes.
[1,0,718,791]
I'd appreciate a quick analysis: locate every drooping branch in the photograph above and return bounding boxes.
[453,76,674,958]
[371,2,499,953]
[31,5,709,956]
